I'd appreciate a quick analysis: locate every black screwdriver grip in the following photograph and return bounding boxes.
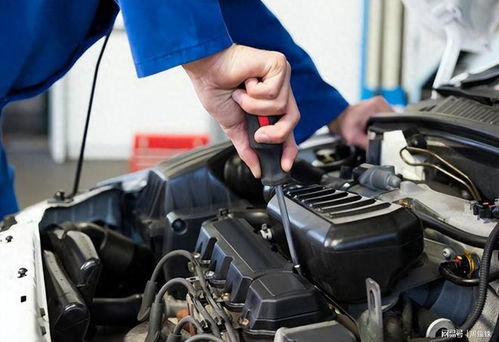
[246,114,289,186]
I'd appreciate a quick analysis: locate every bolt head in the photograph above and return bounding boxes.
[239,318,250,327]
[442,248,455,260]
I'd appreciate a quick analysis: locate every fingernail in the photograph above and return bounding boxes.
[255,131,270,143]
[282,160,292,172]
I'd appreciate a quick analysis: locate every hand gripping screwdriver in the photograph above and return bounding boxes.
[246,114,301,274]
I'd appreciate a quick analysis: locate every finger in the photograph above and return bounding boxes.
[232,88,289,115]
[351,132,369,150]
[244,63,289,100]
[232,48,288,86]
[254,93,301,143]
[281,134,298,172]
[237,144,261,178]
[225,125,262,178]
[372,96,393,112]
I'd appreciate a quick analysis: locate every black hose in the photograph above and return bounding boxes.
[460,224,499,331]
[173,315,203,335]
[439,264,499,287]
[415,211,493,249]
[185,334,224,342]
[155,278,196,304]
[139,250,197,321]
[401,295,413,338]
[146,278,201,342]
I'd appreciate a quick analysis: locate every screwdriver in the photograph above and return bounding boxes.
[246,114,301,274]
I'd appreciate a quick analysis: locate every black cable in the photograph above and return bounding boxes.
[154,278,221,337]
[415,210,494,249]
[138,249,197,321]
[71,32,111,197]
[155,278,196,304]
[145,250,236,341]
[191,297,221,337]
[173,315,203,335]
[439,264,499,287]
[460,224,499,331]
[426,223,499,342]
[188,258,238,342]
[185,334,224,342]
[151,250,196,281]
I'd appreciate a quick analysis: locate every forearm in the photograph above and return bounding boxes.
[119,0,233,78]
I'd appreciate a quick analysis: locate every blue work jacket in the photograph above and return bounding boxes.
[0,0,349,218]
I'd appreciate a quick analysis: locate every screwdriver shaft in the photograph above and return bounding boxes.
[275,185,301,274]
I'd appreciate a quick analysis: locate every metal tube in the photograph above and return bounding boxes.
[275,185,301,274]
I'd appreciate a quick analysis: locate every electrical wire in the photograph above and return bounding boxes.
[138,250,199,321]
[399,146,482,201]
[191,297,221,337]
[423,223,499,342]
[148,250,238,342]
[142,249,238,341]
[414,211,495,249]
[151,249,196,281]
[439,264,499,287]
[71,32,111,197]
[155,278,196,303]
[173,316,203,335]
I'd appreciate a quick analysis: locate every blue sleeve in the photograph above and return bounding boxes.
[219,0,349,143]
[118,0,233,78]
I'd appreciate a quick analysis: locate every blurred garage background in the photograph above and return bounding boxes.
[2,0,499,207]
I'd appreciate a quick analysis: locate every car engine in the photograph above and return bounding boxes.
[1,69,499,342]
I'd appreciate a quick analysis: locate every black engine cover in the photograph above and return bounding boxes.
[195,216,330,333]
[267,185,424,302]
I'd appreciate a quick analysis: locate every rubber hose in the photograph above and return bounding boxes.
[439,265,499,287]
[173,315,203,335]
[415,211,496,249]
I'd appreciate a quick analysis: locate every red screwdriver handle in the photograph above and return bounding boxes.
[246,114,289,186]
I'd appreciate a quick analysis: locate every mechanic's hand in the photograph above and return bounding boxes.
[329,96,393,149]
[183,44,300,178]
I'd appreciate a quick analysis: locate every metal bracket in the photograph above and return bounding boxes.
[359,278,384,342]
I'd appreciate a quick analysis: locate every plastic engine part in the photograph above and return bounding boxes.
[241,273,331,332]
[195,216,330,332]
[267,184,424,302]
[274,321,356,342]
[43,250,90,342]
[47,229,101,303]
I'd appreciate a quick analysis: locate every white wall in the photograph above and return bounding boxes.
[50,1,362,160]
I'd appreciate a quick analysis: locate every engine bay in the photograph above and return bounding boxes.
[2,75,499,342]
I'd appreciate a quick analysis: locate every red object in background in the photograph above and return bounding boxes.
[129,134,210,171]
